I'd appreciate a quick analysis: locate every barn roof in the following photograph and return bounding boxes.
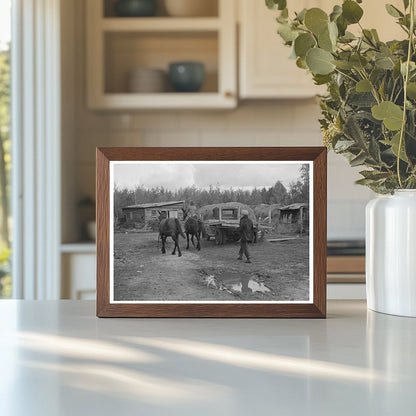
[122,200,185,210]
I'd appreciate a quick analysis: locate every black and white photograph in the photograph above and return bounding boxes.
[110,161,313,303]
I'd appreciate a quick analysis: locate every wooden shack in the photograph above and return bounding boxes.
[122,200,185,227]
[279,203,309,233]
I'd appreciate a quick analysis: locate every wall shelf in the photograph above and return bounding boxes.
[86,0,237,110]
[101,17,221,32]
[61,243,96,254]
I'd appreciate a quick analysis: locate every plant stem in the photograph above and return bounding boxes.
[397,0,415,188]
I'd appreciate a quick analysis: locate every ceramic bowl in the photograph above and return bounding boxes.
[168,62,205,92]
[114,0,158,17]
[128,68,167,93]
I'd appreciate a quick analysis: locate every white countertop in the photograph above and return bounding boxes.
[0,300,415,416]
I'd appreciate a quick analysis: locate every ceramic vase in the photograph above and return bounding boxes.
[366,190,416,317]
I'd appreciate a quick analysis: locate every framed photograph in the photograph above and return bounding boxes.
[96,147,327,318]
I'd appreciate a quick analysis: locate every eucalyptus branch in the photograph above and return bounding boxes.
[397,0,415,188]
[359,69,381,104]
[334,68,358,84]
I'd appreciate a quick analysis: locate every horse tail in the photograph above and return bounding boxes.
[175,218,186,239]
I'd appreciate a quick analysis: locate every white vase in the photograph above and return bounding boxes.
[366,190,416,317]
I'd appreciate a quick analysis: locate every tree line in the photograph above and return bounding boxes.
[114,164,309,219]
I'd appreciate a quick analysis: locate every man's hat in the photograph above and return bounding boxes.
[241,209,249,216]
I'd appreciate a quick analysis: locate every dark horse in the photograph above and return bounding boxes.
[158,212,186,257]
[182,209,205,251]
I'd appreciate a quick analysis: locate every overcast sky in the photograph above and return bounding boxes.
[113,162,307,191]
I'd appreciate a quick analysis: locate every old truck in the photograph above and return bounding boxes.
[199,202,260,245]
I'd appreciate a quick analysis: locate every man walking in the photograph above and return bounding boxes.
[237,209,254,264]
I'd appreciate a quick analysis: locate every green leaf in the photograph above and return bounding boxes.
[385,4,404,18]
[344,114,367,148]
[356,79,372,92]
[296,8,307,23]
[277,23,298,43]
[318,27,334,52]
[313,74,332,85]
[371,29,380,42]
[296,57,308,69]
[330,5,342,22]
[304,8,329,35]
[336,15,348,36]
[372,101,404,131]
[294,33,316,58]
[403,0,410,10]
[339,31,356,43]
[350,54,368,70]
[350,152,368,167]
[333,60,353,70]
[342,0,364,24]
[382,132,409,162]
[407,82,416,99]
[334,140,355,152]
[266,0,287,11]
[360,170,391,181]
[375,55,395,70]
[363,29,376,46]
[306,48,335,75]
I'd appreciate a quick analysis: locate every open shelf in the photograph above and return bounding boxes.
[87,0,236,109]
[104,31,218,94]
[101,17,221,32]
[103,0,219,18]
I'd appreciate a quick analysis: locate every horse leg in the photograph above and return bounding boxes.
[171,236,176,255]
[191,234,196,248]
[186,232,190,250]
[176,233,182,257]
[161,235,166,254]
[196,232,201,251]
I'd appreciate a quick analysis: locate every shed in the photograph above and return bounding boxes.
[122,200,185,227]
[279,203,309,233]
[254,203,282,224]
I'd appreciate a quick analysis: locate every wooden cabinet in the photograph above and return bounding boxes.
[239,0,324,99]
[86,0,237,109]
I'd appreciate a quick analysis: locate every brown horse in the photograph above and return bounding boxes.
[182,208,205,251]
[158,213,186,257]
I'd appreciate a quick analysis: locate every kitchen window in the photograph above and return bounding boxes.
[0,0,11,298]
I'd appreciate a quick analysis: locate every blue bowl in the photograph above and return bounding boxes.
[168,62,205,93]
[114,0,158,17]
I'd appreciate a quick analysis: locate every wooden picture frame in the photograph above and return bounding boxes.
[96,147,327,318]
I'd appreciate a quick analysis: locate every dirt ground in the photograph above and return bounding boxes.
[113,230,310,302]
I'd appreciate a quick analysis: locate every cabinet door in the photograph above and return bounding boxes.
[239,0,325,99]
[62,253,96,300]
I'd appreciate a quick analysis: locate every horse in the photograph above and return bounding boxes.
[158,212,186,257]
[182,208,205,251]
